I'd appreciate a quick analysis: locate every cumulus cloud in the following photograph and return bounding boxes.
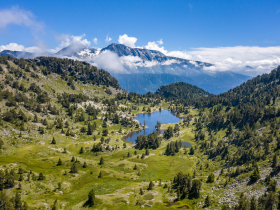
[105,35,112,43]
[51,34,91,53]
[0,6,43,31]
[142,39,280,75]
[145,39,167,54]
[0,43,42,53]
[93,38,98,44]
[118,34,137,48]
[91,50,126,73]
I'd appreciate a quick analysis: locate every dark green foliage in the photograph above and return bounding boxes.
[135,132,161,150]
[51,199,58,210]
[38,173,44,180]
[99,157,104,165]
[164,126,173,139]
[155,82,211,99]
[79,147,84,154]
[173,172,201,199]
[206,172,215,183]
[147,181,154,190]
[98,171,102,178]
[57,158,62,166]
[83,162,87,168]
[51,137,56,144]
[27,57,120,89]
[204,195,211,207]
[83,189,95,207]
[250,164,260,183]
[102,128,108,136]
[189,146,194,155]
[70,163,78,173]
[165,140,182,156]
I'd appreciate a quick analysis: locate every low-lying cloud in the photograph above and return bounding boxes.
[1,31,280,76]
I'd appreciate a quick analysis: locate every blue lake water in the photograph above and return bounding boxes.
[123,110,182,143]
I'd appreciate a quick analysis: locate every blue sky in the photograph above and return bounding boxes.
[1,0,280,75]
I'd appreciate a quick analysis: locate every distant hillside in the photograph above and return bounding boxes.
[155,82,211,99]
[27,57,120,89]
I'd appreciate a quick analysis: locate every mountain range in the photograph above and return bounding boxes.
[0,43,251,94]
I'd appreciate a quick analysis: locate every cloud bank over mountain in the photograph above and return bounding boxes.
[1,31,280,76]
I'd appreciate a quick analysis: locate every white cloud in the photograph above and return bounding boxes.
[0,43,42,53]
[105,35,112,43]
[93,38,98,44]
[51,34,91,53]
[91,50,127,73]
[142,40,280,75]
[145,39,167,54]
[0,6,43,31]
[118,34,137,48]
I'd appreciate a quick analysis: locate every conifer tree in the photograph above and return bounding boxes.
[99,157,104,165]
[57,158,62,166]
[204,195,211,207]
[79,147,84,154]
[84,189,95,207]
[250,164,260,182]
[71,156,75,162]
[147,181,153,190]
[98,171,102,178]
[140,188,143,195]
[83,162,87,168]
[189,146,194,155]
[134,164,137,170]
[250,196,257,210]
[70,163,78,173]
[272,154,278,168]
[51,137,56,144]
[14,192,22,210]
[145,149,149,156]
[51,199,57,210]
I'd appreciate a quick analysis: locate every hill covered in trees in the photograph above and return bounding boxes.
[155,82,211,99]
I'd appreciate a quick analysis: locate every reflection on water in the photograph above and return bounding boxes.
[123,110,182,143]
[182,142,192,148]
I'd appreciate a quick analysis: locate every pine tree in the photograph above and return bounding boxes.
[57,158,62,166]
[38,173,44,180]
[79,147,84,154]
[134,164,137,170]
[51,137,56,144]
[71,156,75,162]
[272,154,278,168]
[189,146,194,155]
[204,195,211,207]
[127,152,131,157]
[147,181,153,190]
[99,157,104,165]
[207,172,215,183]
[84,189,95,207]
[83,162,87,168]
[140,188,144,195]
[98,171,102,178]
[51,199,57,210]
[70,163,78,173]
[145,149,149,156]
[14,192,22,209]
[250,164,260,182]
